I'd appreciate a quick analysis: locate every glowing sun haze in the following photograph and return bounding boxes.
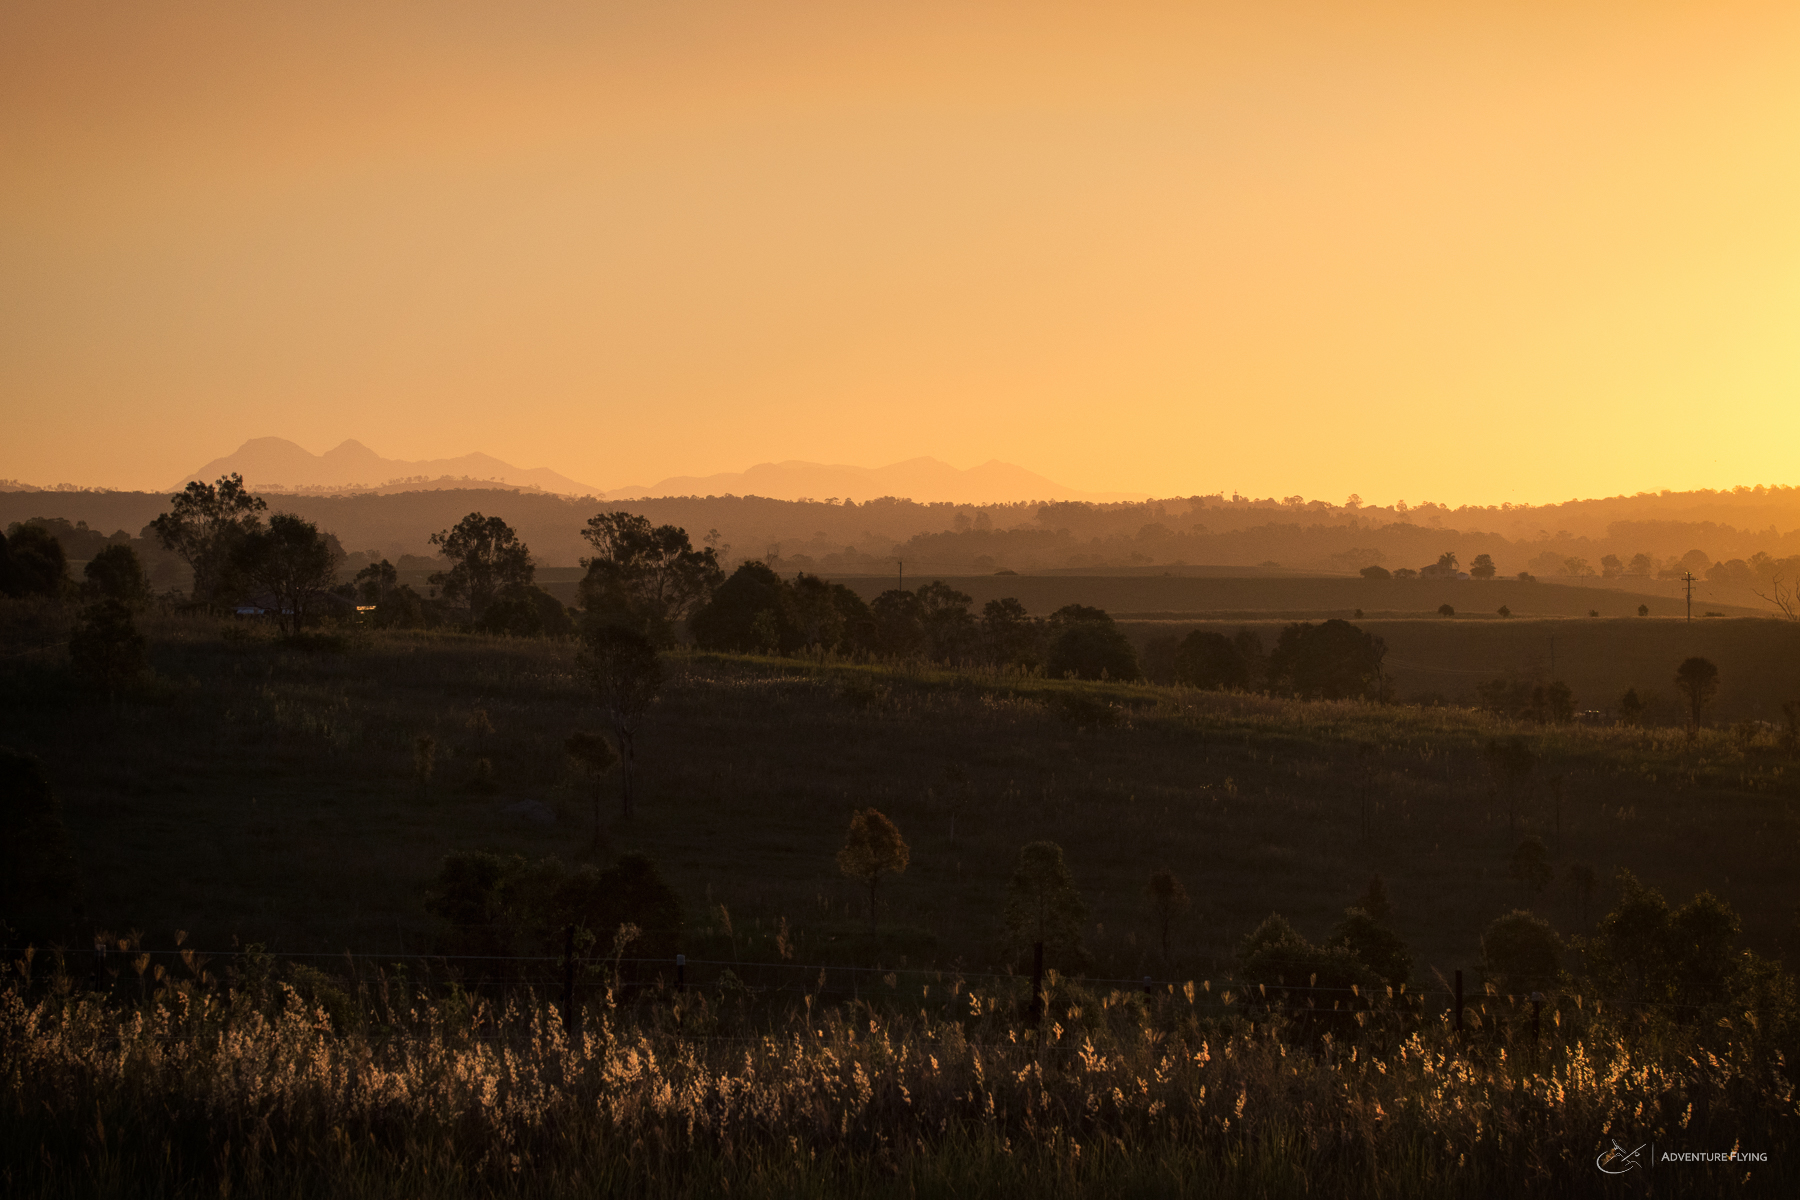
[4,1,1798,504]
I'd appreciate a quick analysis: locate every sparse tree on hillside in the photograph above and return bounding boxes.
[1144,868,1190,960]
[1618,687,1645,725]
[578,512,722,646]
[1469,553,1496,579]
[837,808,910,939]
[1003,841,1087,970]
[354,559,398,604]
[150,474,266,608]
[1638,603,1650,617]
[234,513,340,635]
[1675,656,1720,735]
[430,513,533,621]
[577,621,663,818]
[564,731,619,847]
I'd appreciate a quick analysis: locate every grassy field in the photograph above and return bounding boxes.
[5,607,1799,983]
[820,573,1764,620]
[1125,615,1800,724]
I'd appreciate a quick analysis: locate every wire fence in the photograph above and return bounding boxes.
[4,940,1721,1019]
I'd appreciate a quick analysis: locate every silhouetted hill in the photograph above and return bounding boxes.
[6,484,1800,617]
[177,438,604,496]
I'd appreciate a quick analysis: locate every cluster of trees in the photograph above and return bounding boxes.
[689,565,1141,679]
[1146,619,1387,701]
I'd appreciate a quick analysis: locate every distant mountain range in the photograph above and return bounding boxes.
[178,438,605,497]
[175,439,1141,504]
[602,458,1146,504]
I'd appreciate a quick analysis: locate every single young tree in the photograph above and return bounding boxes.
[1144,868,1190,960]
[1638,603,1651,617]
[150,473,267,608]
[1437,603,1456,617]
[836,808,910,939]
[577,622,663,817]
[578,512,722,646]
[1497,605,1512,618]
[1003,840,1087,969]
[429,513,534,620]
[83,543,151,609]
[1618,687,1645,725]
[564,731,620,846]
[234,513,339,636]
[1675,656,1720,734]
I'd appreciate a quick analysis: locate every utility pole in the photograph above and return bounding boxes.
[1683,571,1695,623]
[894,558,903,591]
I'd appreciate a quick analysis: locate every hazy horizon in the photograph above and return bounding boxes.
[7,3,1800,504]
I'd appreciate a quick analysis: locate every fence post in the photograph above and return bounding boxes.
[562,925,577,1036]
[1143,975,1153,996]
[1453,970,1464,1035]
[1029,942,1044,1024]
[676,953,686,994]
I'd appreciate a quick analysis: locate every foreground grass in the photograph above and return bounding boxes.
[4,957,1794,1199]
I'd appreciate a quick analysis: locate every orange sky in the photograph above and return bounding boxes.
[4,1,1799,503]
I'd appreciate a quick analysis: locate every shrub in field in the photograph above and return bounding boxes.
[1236,913,1383,1039]
[1481,910,1562,993]
[426,849,683,963]
[1330,908,1412,990]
